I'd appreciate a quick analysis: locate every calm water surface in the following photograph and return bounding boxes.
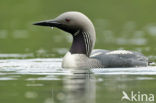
[0,58,156,103]
[1,0,156,103]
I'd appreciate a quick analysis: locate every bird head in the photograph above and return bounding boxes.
[33,11,94,35]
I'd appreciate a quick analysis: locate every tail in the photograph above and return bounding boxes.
[148,61,156,66]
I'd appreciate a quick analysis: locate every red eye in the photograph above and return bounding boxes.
[65,18,70,22]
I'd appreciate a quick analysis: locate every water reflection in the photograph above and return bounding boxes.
[63,69,96,103]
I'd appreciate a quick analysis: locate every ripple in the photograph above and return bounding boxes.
[0,53,33,58]
[0,58,156,80]
[92,67,156,75]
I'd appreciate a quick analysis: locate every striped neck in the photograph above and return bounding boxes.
[70,30,94,57]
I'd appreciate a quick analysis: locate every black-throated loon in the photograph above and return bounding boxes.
[33,11,148,68]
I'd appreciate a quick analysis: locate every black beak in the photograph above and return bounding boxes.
[33,20,60,27]
[33,19,75,34]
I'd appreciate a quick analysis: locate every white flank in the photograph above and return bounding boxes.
[106,50,133,55]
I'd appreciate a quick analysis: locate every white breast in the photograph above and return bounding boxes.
[62,52,88,68]
[62,52,76,68]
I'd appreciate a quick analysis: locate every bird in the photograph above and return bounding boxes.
[33,11,148,68]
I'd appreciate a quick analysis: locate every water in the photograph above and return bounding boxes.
[1,0,156,103]
[0,58,156,103]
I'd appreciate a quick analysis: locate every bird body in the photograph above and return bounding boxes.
[34,11,148,68]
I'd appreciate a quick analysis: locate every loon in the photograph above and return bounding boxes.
[34,11,148,68]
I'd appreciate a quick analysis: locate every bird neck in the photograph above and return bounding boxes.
[70,29,95,57]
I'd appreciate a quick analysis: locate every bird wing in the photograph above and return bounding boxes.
[91,49,148,67]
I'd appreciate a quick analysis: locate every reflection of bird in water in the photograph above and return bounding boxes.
[34,11,148,68]
[121,91,131,101]
[63,69,96,103]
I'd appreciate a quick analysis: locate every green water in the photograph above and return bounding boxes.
[1,0,156,58]
[0,0,156,103]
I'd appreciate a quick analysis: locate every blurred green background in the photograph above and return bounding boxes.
[0,0,156,59]
[0,1,156,103]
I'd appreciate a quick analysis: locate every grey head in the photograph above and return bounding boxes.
[34,11,96,57]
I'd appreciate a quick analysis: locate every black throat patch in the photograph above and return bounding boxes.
[70,31,87,56]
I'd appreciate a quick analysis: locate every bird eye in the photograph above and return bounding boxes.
[65,18,70,22]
